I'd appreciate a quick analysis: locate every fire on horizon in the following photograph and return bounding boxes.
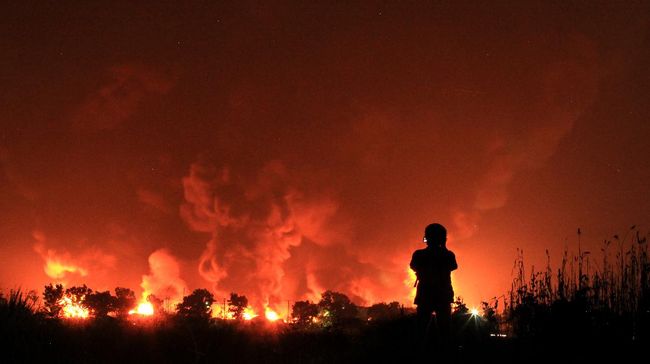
[1,2,650,313]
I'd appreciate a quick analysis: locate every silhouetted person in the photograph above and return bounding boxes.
[410,223,457,352]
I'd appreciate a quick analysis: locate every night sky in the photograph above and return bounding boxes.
[2,1,649,311]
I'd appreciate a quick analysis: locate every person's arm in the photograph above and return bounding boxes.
[448,251,458,271]
[410,251,420,272]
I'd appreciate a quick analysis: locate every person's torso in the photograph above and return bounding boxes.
[413,248,453,290]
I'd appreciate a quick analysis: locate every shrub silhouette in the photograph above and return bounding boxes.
[43,283,64,317]
[86,290,116,317]
[176,289,214,319]
[367,301,401,322]
[291,300,319,325]
[318,290,358,327]
[114,287,136,318]
[228,293,248,320]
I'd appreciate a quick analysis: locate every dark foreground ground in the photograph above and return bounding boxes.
[2,313,646,364]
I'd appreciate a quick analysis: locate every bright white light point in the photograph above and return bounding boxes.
[242,307,257,320]
[265,307,280,322]
[135,302,154,316]
[470,308,480,316]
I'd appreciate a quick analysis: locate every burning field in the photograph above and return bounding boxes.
[1,226,648,364]
[3,239,650,364]
[2,1,650,363]
[25,160,424,325]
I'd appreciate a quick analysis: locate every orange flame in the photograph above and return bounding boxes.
[138,302,155,315]
[59,295,89,319]
[129,301,154,316]
[264,307,281,322]
[210,303,258,320]
[129,291,156,317]
[242,307,257,320]
[210,302,231,319]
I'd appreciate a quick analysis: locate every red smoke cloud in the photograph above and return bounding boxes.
[458,35,600,239]
[137,188,173,214]
[179,159,416,310]
[181,160,347,312]
[140,249,188,307]
[33,231,116,286]
[0,146,38,201]
[71,64,173,131]
[3,3,648,313]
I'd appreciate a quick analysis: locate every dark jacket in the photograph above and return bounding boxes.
[410,246,457,306]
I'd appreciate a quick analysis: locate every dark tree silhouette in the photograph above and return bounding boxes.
[453,297,468,316]
[86,291,116,317]
[65,285,92,302]
[63,285,93,314]
[228,293,248,320]
[291,300,319,325]
[481,300,499,333]
[318,290,358,327]
[367,301,401,322]
[43,283,64,317]
[114,287,136,317]
[177,289,214,319]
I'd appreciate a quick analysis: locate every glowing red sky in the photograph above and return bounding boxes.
[1,2,649,309]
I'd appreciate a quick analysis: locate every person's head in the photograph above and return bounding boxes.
[424,223,447,248]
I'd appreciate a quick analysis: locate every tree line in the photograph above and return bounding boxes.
[32,284,405,325]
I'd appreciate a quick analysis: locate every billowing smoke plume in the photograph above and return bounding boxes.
[70,64,173,131]
[140,249,188,307]
[456,35,600,239]
[181,160,356,311]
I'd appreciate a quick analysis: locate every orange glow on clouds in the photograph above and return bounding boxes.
[34,242,88,280]
[45,260,87,280]
[3,3,646,324]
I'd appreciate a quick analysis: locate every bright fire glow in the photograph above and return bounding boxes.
[131,302,154,316]
[210,304,258,320]
[210,303,234,319]
[59,296,89,319]
[404,267,417,302]
[45,260,87,279]
[243,307,257,320]
[265,307,280,322]
[470,308,480,316]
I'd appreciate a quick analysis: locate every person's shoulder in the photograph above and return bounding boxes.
[412,248,428,257]
[444,249,456,258]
